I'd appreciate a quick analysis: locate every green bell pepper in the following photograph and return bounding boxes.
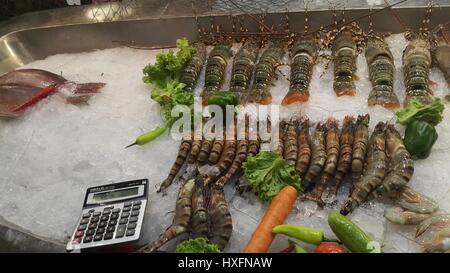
[404,120,438,159]
[207,91,239,109]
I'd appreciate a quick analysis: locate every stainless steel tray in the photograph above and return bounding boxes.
[1,0,450,74]
[0,0,449,252]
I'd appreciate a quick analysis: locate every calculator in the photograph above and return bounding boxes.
[66,179,148,252]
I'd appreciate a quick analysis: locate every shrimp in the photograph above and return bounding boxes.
[215,119,249,188]
[305,118,340,204]
[351,114,370,188]
[138,179,195,253]
[207,185,233,250]
[302,122,327,190]
[295,118,311,179]
[341,122,386,215]
[191,182,209,238]
[329,116,355,197]
[283,120,298,165]
[369,124,414,200]
[157,135,192,193]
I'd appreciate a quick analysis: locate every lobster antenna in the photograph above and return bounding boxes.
[191,1,205,38]
[383,0,409,32]
[368,8,374,36]
[419,1,433,39]
[284,8,290,34]
[304,2,309,34]
[228,0,274,33]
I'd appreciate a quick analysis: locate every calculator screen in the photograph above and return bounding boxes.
[93,187,139,202]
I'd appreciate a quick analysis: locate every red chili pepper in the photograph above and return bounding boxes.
[314,243,346,253]
[280,244,295,253]
[12,85,57,113]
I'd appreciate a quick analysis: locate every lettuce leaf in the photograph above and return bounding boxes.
[175,237,221,253]
[242,151,301,201]
[143,38,196,87]
[396,98,445,126]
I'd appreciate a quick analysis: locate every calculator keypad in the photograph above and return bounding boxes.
[70,200,144,249]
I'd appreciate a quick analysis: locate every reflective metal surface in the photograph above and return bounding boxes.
[1,1,450,74]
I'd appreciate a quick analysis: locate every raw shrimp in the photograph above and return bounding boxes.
[302,122,327,190]
[138,179,195,253]
[305,118,339,204]
[295,118,311,179]
[341,122,386,215]
[369,125,414,200]
[329,116,355,197]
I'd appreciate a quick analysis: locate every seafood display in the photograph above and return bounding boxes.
[0,69,105,117]
[3,1,450,255]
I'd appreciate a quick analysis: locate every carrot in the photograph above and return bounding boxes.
[243,185,298,253]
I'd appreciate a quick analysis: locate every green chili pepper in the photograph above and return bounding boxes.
[126,126,167,148]
[207,91,239,109]
[328,211,381,253]
[404,120,438,159]
[273,224,326,245]
[288,240,308,253]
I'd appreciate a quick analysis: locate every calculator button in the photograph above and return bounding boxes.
[127,223,137,229]
[103,209,111,215]
[104,233,114,240]
[94,234,103,241]
[86,229,95,236]
[121,212,130,218]
[112,208,121,214]
[110,214,119,220]
[75,231,84,238]
[133,200,142,206]
[106,226,115,233]
[96,228,105,234]
[122,207,131,212]
[80,218,89,225]
[131,211,140,217]
[109,220,117,226]
[88,223,97,229]
[91,216,100,223]
[100,215,109,222]
[124,202,132,207]
[119,218,128,225]
[78,224,87,231]
[115,225,126,238]
[83,236,93,243]
[82,213,91,218]
[93,211,101,217]
[132,205,141,211]
[126,229,135,237]
[99,221,108,228]
[129,216,138,223]
[72,237,82,244]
